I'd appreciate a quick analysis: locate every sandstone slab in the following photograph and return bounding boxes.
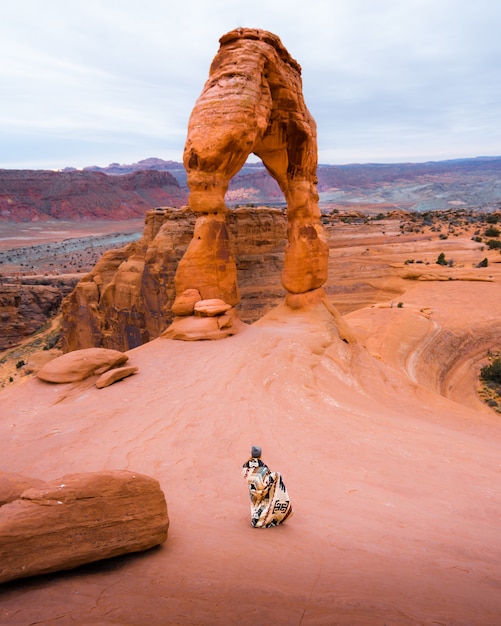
[37,348,128,383]
[0,470,168,584]
[194,298,232,317]
[96,365,139,388]
[163,309,244,341]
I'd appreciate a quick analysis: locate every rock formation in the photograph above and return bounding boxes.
[95,365,138,388]
[0,470,169,584]
[60,206,287,352]
[0,282,71,351]
[166,28,329,340]
[0,169,187,222]
[37,347,129,383]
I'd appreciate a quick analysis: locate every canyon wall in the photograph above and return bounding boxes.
[0,169,187,222]
[60,207,287,352]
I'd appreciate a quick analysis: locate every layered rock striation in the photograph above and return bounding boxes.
[0,281,74,351]
[0,470,169,584]
[0,169,187,222]
[166,28,329,339]
[61,206,287,352]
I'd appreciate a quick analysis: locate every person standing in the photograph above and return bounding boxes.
[242,446,293,528]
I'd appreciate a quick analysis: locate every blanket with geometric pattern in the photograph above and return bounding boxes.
[242,458,293,528]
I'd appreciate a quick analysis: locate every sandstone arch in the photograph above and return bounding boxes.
[165,28,329,340]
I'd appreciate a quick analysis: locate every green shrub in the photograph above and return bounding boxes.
[487,239,501,249]
[436,252,447,266]
[481,358,501,384]
[486,214,500,224]
[484,226,500,237]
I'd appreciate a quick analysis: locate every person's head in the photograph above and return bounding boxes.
[251,445,262,458]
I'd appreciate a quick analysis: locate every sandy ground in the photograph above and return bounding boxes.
[1,216,501,625]
[0,219,143,277]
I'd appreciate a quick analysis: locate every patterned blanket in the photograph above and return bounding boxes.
[242,459,293,528]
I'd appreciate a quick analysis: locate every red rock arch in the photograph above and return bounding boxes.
[166,28,329,340]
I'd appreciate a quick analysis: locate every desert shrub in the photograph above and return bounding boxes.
[439,233,448,240]
[487,239,501,250]
[397,302,404,308]
[436,252,447,266]
[477,258,489,268]
[481,358,501,384]
[484,225,500,237]
[486,214,500,224]
[472,236,483,242]
[16,360,25,369]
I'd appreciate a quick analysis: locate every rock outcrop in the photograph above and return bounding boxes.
[61,206,287,352]
[37,347,128,383]
[0,169,187,222]
[95,365,138,388]
[166,28,328,340]
[0,471,169,584]
[0,283,70,351]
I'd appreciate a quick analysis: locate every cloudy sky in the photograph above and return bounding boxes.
[2,0,500,169]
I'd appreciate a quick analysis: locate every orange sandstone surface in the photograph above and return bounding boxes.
[2,25,501,625]
[1,243,501,624]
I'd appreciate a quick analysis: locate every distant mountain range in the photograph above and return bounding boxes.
[1,156,500,222]
[79,155,501,211]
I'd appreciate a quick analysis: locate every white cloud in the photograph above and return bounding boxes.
[1,0,501,168]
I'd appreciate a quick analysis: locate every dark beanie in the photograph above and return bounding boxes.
[251,445,262,458]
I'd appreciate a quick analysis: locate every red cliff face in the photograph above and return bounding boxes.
[0,170,187,222]
[60,206,287,352]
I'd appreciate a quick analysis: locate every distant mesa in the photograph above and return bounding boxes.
[0,169,187,222]
[165,28,329,341]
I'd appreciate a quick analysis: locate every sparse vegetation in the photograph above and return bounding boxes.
[481,358,501,385]
[484,225,500,238]
[487,239,501,250]
[479,353,501,413]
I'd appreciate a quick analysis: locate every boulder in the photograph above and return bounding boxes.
[37,348,128,383]
[172,288,202,316]
[194,298,232,317]
[96,365,139,388]
[0,470,169,584]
